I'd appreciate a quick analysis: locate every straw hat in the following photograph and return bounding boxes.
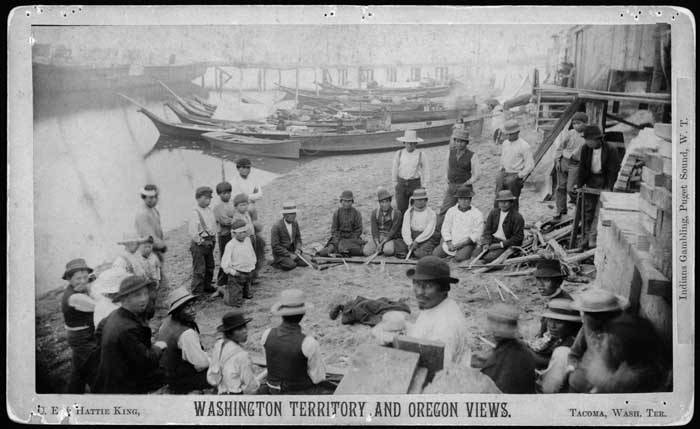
[281,202,298,214]
[217,310,252,332]
[571,288,629,313]
[62,258,93,280]
[140,185,158,197]
[409,187,429,201]
[111,276,155,303]
[495,190,517,201]
[371,311,408,344]
[503,120,520,134]
[271,289,311,316]
[396,129,424,143]
[486,303,520,339]
[167,287,198,314]
[376,187,392,202]
[452,128,470,142]
[541,298,582,322]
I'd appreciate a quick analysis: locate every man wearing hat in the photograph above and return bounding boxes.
[213,181,236,287]
[438,128,481,221]
[230,158,263,221]
[207,310,259,394]
[188,186,218,295]
[480,190,525,263]
[433,185,484,262]
[317,190,365,257]
[495,119,534,212]
[406,256,471,368]
[61,258,98,393]
[575,125,621,247]
[553,112,589,219]
[399,188,440,259]
[93,276,166,393]
[156,288,210,393]
[392,129,431,214]
[363,187,403,257]
[220,219,257,303]
[529,298,582,369]
[260,289,328,394]
[475,303,536,393]
[271,202,308,270]
[113,233,150,278]
[532,259,572,336]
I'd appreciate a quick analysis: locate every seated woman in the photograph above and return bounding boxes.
[207,310,260,395]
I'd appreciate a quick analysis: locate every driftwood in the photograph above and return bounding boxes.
[473,248,517,273]
[492,268,536,277]
[547,239,569,261]
[312,256,417,265]
[563,248,596,263]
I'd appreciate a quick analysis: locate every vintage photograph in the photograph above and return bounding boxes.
[7,5,693,425]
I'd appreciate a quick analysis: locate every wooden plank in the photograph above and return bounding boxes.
[646,153,665,173]
[639,182,655,204]
[642,166,664,186]
[638,197,659,220]
[334,344,419,395]
[407,367,429,394]
[652,187,672,210]
[662,156,672,176]
[600,191,640,212]
[394,336,445,383]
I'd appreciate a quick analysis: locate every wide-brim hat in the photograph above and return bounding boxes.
[62,258,94,280]
[495,190,516,201]
[397,129,424,143]
[582,125,605,140]
[167,287,198,314]
[281,202,298,214]
[377,187,392,201]
[217,310,252,332]
[535,259,566,278]
[111,275,156,302]
[456,185,474,199]
[541,298,582,322]
[570,288,629,313]
[409,188,429,201]
[503,120,520,134]
[406,256,459,284]
[339,190,354,201]
[271,289,312,316]
[487,303,520,339]
[452,128,470,142]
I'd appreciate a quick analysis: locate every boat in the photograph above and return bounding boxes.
[137,106,222,139]
[389,106,477,124]
[202,131,301,159]
[166,102,241,128]
[318,81,454,98]
[157,81,214,118]
[192,95,218,111]
[185,96,216,113]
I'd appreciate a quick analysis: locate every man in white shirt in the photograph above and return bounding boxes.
[230,158,262,221]
[400,188,439,259]
[495,120,534,212]
[157,288,211,394]
[392,130,430,214]
[406,256,471,368]
[433,185,484,263]
[188,186,217,295]
[219,219,257,304]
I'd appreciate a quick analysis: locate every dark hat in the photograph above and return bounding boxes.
[582,125,605,140]
[233,193,249,206]
[217,310,252,332]
[406,256,459,284]
[340,190,354,201]
[111,275,155,302]
[216,181,233,195]
[195,186,213,199]
[541,298,582,322]
[495,190,516,201]
[571,112,589,123]
[62,258,93,280]
[456,185,474,199]
[231,219,248,233]
[377,187,392,201]
[236,158,252,168]
[535,259,566,278]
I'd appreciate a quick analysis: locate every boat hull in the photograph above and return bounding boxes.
[202,132,301,159]
[137,107,221,138]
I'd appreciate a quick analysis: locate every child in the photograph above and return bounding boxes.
[61,258,98,393]
[232,193,265,282]
[207,310,260,394]
[317,190,364,257]
[213,181,235,288]
[188,186,217,295]
[399,188,439,259]
[220,219,257,305]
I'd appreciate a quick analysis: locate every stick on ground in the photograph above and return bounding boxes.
[494,278,519,300]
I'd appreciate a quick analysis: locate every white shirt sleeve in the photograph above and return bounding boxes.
[301,336,327,384]
[260,328,272,347]
[249,177,263,202]
[188,209,202,243]
[178,329,210,371]
[468,153,481,184]
[221,240,233,275]
[519,140,535,178]
[112,256,131,273]
[401,209,412,245]
[419,151,430,185]
[68,293,96,312]
[441,208,454,242]
[234,351,260,394]
[413,209,436,243]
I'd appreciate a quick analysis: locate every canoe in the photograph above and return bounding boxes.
[318,81,453,98]
[202,131,301,159]
[177,98,214,118]
[136,106,222,139]
[185,96,216,114]
[192,95,218,111]
[390,106,477,124]
[166,102,255,128]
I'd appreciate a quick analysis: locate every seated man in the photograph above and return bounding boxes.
[480,190,524,263]
[260,289,328,394]
[317,190,364,257]
[270,202,309,271]
[433,185,483,262]
[157,288,210,394]
[400,188,440,259]
[529,298,582,369]
[405,256,470,368]
[363,187,403,257]
[207,310,260,394]
[474,303,536,394]
[532,259,572,337]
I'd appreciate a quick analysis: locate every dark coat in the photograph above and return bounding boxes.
[270,219,302,261]
[481,338,536,394]
[369,207,402,241]
[576,141,621,190]
[339,296,411,326]
[92,307,164,394]
[482,208,525,248]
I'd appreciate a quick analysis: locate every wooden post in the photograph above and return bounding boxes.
[262,68,266,91]
[295,67,299,106]
[239,67,243,102]
[278,69,281,87]
[315,68,319,95]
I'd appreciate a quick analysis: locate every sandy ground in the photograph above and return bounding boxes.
[36,116,571,392]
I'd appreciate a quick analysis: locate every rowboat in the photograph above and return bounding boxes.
[137,106,222,139]
[202,131,301,159]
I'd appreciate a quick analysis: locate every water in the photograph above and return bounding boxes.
[33,86,302,294]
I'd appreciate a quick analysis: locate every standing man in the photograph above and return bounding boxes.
[553,112,588,219]
[495,120,534,212]
[213,181,235,288]
[363,187,402,257]
[188,186,217,295]
[575,125,621,248]
[438,128,481,221]
[270,202,308,271]
[135,184,167,288]
[480,190,525,263]
[93,276,166,393]
[392,130,430,214]
[230,158,263,221]
[433,185,484,263]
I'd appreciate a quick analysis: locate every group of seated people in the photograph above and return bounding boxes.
[60,251,670,394]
